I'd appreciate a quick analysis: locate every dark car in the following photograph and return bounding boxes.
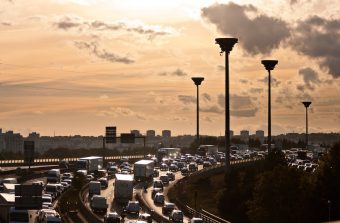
[169,210,184,222]
[99,177,108,188]
[104,212,121,223]
[138,213,152,223]
[160,175,170,185]
[160,163,168,171]
[166,171,175,181]
[203,161,212,168]
[125,201,141,215]
[188,162,198,172]
[162,202,175,215]
[169,164,178,172]
[181,167,189,176]
[153,169,160,177]
[153,180,164,190]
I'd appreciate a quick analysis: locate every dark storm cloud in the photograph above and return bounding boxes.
[201,2,290,55]
[159,69,188,77]
[291,16,340,78]
[298,67,321,91]
[55,16,172,39]
[74,41,134,64]
[178,95,196,104]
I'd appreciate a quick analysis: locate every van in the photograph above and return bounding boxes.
[90,195,108,213]
[47,169,61,183]
[45,184,58,200]
[89,181,101,197]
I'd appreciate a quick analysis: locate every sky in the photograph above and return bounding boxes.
[0,0,339,137]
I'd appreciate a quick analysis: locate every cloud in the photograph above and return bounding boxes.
[159,68,188,77]
[298,67,321,91]
[201,2,290,55]
[204,116,213,122]
[257,76,281,87]
[74,41,134,64]
[290,16,340,78]
[202,93,211,102]
[178,95,196,104]
[200,105,223,114]
[217,94,258,117]
[1,22,11,26]
[239,79,248,84]
[97,107,147,120]
[54,16,174,39]
[249,88,263,94]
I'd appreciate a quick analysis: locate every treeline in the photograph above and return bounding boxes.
[217,141,340,223]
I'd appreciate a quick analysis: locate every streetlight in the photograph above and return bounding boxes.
[261,59,278,153]
[302,101,312,150]
[191,77,204,143]
[215,37,238,170]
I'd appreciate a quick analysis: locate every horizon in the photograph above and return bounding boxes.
[0,0,339,137]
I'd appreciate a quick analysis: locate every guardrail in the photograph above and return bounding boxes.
[186,205,231,223]
[0,155,145,166]
[78,183,103,223]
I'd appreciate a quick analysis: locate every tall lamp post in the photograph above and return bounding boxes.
[215,37,238,170]
[191,77,204,143]
[302,101,312,150]
[261,60,278,153]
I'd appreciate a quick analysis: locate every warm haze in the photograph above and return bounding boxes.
[0,0,339,136]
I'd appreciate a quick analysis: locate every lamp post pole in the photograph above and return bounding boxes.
[261,60,278,153]
[192,77,204,143]
[302,101,312,150]
[215,38,238,170]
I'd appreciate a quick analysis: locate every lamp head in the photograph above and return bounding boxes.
[302,101,312,108]
[215,38,238,53]
[191,77,204,86]
[261,60,278,71]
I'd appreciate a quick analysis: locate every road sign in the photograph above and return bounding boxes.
[15,185,42,209]
[121,133,135,143]
[23,141,34,164]
[15,185,42,197]
[105,126,117,143]
[15,197,42,210]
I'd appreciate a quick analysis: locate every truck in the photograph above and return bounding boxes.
[90,195,108,213]
[47,169,61,183]
[197,145,218,157]
[114,174,133,204]
[76,156,103,173]
[133,160,155,181]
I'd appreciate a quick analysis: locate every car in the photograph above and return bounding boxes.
[188,162,198,172]
[37,209,57,223]
[32,180,44,187]
[87,174,94,182]
[153,180,164,190]
[203,161,212,168]
[169,210,184,222]
[177,162,186,170]
[160,175,169,185]
[190,217,204,223]
[160,163,168,171]
[125,201,141,215]
[104,211,121,223]
[166,171,175,181]
[152,187,163,199]
[108,166,119,176]
[153,169,160,177]
[138,213,152,223]
[153,192,165,205]
[162,202,175,215]
[169,164,179,172]
[99,177,109,188]
[62,172,73,180]
[181,167,189,176]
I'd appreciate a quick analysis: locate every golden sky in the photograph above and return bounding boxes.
[0,0,339,136]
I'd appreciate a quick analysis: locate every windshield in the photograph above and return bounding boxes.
[9,211,29,222]
[127,203,140,211]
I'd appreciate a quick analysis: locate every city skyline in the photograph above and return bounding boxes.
[0,0,339,137]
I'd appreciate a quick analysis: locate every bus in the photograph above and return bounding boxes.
[156,148,181,162]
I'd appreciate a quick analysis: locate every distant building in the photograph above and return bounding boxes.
[130,130,141,137]
[2,131,24,153]
[240,130,249,142]
[230,130,234,139]
[255,130,265,143]
[162,130,171,138]
[146,130,156,137]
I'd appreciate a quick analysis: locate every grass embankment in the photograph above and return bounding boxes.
[168,173,225,214]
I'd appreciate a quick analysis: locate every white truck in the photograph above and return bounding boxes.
[114,174,133,204]
[47,169,61,183]
[76,156,103,173]
[133,160,155,181]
